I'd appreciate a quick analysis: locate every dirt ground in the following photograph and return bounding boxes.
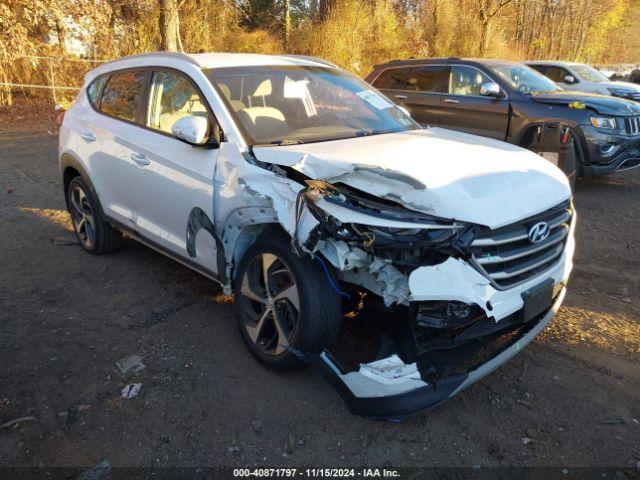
[1,104,639,476]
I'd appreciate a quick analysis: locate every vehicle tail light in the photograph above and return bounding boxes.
[56,110,66,126]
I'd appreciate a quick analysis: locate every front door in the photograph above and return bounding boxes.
[438,65,510,140]
[125,69,221,275]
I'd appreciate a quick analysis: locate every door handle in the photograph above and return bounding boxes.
[394,94,408,100]
[443,98,460,104]
[131,153,150,166]
[80,132,96,142]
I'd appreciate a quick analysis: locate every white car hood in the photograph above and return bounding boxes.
[253,128,571,229]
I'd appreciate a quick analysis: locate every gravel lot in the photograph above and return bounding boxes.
[1,105,639,475]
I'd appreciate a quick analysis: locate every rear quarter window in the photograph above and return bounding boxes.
[372,68,410,90]
[99,70,146,122]
[86,75,108,109]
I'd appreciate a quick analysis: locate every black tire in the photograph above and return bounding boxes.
[524,134,578,192]
[234,236,342,370]
[67,176,122,254]
[563,136,578,192]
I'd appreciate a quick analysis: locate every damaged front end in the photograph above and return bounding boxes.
[297,287,565,419]
[292,180,477,306]
[286,179,574,420]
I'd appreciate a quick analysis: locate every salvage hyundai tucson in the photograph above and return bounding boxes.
[59,52,575,419]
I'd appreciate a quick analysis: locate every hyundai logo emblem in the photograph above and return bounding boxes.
[528,222,550,244]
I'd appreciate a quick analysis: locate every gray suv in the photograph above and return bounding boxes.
[366,58,640,178]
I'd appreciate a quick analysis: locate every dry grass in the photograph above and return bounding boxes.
[542,305,640,357]
[19,207,73,232]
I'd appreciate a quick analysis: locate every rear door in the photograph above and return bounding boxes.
[403,65,449,126]
[371,65,448,126]
[90,69,149,227]
[438,65,509,140]
[122,68,221,275]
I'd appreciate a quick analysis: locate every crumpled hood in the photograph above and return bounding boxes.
[253,128,571,229]
[531,91,640,115]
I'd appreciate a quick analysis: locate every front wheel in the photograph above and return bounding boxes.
[524,133,578,192]
[234,236,342,370]
[562,136,578,192]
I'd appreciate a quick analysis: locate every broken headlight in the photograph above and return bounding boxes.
[415,301,485,329]
[301,181,477,262]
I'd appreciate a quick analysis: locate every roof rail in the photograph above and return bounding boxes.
[282,54,339,69]
[100,51,200,67]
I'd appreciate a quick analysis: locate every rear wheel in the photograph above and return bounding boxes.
[234,236,342,370]
[67,176,122,254]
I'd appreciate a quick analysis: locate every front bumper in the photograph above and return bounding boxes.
[579,125,640,176]
[299,287,566,420]
[299,234,573,419]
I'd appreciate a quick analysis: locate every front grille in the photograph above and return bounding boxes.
[470,200,572,289]
[623,116,640,135]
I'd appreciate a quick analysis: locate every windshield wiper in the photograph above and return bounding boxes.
[254,139,305,147]
[355,129,386,137]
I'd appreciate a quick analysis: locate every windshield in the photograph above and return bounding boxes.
[488,64,561,94]
[571,64,609,83]
[205,66,418,146]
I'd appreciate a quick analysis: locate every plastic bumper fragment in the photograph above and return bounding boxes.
[297,288,566,420]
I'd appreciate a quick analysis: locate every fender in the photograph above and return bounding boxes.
[219,206,280,290]
[507,103,591,164]
[59,152,105,214]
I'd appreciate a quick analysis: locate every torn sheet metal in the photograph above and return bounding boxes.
[253,128,571,230]
[313,239,410,306]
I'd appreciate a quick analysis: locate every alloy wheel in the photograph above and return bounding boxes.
[69,185,96,249]
[239,253,300,355]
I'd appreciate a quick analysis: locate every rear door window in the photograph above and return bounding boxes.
[407,66,449,93]
[372,68,411,90]
[100,70,146,122]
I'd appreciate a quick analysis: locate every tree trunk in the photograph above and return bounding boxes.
[159,0,180,51]
[319,0,335,21]
[55,18,67,55]
[283,0,291,50]
[429,0,439,56]
[479,20,490,57]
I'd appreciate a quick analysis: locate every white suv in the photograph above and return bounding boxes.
[59,52,575,419]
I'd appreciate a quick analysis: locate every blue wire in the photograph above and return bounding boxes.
[315,256,351,299]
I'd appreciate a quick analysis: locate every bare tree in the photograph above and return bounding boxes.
[159,0,180,51]
[478,0,512,56]
[318,0,335,21]
[283,0,291,49]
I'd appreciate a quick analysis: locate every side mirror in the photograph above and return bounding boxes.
[480,82,502,98]
[172,115,210,146]
[398,106,411,117]
[564,75,576,84]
